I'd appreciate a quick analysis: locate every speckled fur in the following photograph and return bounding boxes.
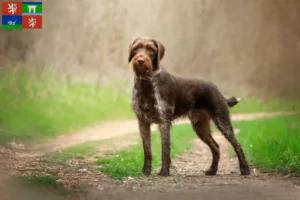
[128,37,250,177]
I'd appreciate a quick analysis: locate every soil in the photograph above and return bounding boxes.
[0,112,299,200]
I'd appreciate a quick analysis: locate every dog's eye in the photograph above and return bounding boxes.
[132,43,143,52]
[132,47,139,52]
[146,47,157,58]
[148,51,155,58]
[146,46,156,52]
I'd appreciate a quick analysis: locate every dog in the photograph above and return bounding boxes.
[128,36,250,177]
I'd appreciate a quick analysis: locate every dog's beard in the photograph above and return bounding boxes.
[133,65,151,79]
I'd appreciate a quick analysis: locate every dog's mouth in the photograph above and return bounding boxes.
[132,63,152,79]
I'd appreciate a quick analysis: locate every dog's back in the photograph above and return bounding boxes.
[133,68,238,122]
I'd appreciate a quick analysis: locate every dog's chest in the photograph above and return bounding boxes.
[131,81,163,123]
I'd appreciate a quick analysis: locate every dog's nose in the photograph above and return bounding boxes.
[137,57,145,63]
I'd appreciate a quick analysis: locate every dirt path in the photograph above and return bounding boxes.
[61,128,300,199]
[31,111,295,154]
[3,129,300,199]
[1,111,300,199]
[105,129,300,200]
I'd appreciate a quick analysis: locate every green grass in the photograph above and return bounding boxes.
[50,142,98,161]
[0,67,298,145]
[97,124,197,179]
[47,133,139,161]
[0,68,133,144]
[233,114,300,176]
[19,175,58,187]
[18,175,69,195]
[230,98,300,114]
[50,141,102,161]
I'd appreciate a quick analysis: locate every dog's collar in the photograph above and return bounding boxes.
[135,68,162,81]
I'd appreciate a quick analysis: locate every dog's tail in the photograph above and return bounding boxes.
[226,96,241,107]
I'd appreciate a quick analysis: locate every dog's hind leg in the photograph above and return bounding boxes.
[210,102,250,175]
[189,110,220,175]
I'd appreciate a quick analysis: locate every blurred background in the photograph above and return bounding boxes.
[0,0,300,141]
[1,0,299,98]
[0,1,300,198]
[1,0,300,142]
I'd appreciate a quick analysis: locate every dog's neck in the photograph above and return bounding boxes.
[135,67,161,81]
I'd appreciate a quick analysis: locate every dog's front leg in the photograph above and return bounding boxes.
[138,119,152,176]
[158,121,171,176]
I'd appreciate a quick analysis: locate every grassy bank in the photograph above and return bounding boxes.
[0,67,298,144]
[18,175,69,196]
[230,98,300,114]
[233,114,300,176]
[0,68,133,143]
[97,124,196,179]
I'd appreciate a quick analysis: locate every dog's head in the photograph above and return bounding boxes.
[128,37,165,79]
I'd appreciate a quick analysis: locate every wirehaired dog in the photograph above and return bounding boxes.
[128,37,250,176]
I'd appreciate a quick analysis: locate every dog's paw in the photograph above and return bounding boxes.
[158,170,170,177]
[205,168,217,176]
[240,167,251,176]
[240,163,251,176]
[142,167,151,176]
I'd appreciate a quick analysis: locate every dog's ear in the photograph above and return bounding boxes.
[128,38,139,63]
[153,39,165,66]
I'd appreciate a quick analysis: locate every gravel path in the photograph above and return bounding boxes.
[1,111,299,199]
[110,128,300,200]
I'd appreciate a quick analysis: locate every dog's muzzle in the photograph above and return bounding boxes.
[134,68,161,81]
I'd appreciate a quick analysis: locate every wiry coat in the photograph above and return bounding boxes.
[131,68,235,124]
[128,37,250,177]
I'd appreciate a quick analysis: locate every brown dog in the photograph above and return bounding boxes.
[128,37,250,177]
